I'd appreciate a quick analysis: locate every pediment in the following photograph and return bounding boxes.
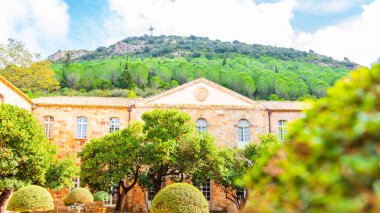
[141,78,263,108]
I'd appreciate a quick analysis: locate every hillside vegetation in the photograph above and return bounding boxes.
[1,36,357,100]
[48,35,356,101]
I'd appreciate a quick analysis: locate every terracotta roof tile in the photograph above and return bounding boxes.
[33,96,144,108]
[256,101,310,111]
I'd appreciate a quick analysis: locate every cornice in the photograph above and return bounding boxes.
[0,75,33,104]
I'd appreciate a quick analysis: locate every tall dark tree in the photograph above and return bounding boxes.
[60,51,71,88]
[117,60,133,89]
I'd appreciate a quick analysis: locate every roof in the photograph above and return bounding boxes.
[142,78,265,109]
[0,75,33,104]
[33,96,144,108]
[256,101,309,111]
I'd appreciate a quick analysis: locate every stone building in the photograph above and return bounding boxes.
[0,76,32,110]
[1,77,307,212]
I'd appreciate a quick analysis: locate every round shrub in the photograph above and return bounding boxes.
[151,183,208,213]
[93,191,110,202]
[64,188,93,206]
[6,185,54,212]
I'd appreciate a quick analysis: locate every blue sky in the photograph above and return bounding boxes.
[1,0,379,66]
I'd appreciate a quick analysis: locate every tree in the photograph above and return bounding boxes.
[117,61,133,89]
[0,60,60,92]
[129,62,149,87]
[61,51,71,88]
[78,122,144,213]
[0,38,39,68]
[0,104,77,213]
[141,109,218,194]
[212,134,279,210]
[244,64,380,212]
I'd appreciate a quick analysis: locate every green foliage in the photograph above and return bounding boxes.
[6,185,54,212]
[45,153,79,190]
[211,134,279,209]
[244,65,380,212]
[63,188,93,206]
[78,122,144,211]
[78,122,144,192]
[49,36,352,100]
[150,183,208,213]
[0,104,78,210]
[141,109,218,193]
[0,60,60,93]
[0,104,55,190]
[93,191,110,202]
[0,38,39,68]
[117,61,133,89]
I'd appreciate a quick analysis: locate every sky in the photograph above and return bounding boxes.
[0,0,379,66]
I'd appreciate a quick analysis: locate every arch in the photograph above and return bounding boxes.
[196,118,208,133]
[237,119,250,147]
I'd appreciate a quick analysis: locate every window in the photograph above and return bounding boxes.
[196,118,208,133]
[43,116,54,138]
[236,189,246,201]
[71,177,80,191]
[0,94,3,103]
[278,120,288,141]
[147,189,155,201]
[76,116,87,139]
[109,117,120,133]
[104,193,118,206]
[199,180,211,201]
[146,189,156,209]
[237,119,250,147]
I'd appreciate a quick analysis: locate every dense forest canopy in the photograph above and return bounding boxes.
[2,35,357,100]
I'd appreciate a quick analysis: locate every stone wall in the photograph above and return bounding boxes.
[33,106,130,158]
[32,104,303,212]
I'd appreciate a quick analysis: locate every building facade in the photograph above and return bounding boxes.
[1,77,307,212]
[0,76,33,110]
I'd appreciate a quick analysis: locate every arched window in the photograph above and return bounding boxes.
[43,116,54,138]
[109,117,120,133]
[278,120,288,141]
[196,118,208,133]
[0,94,4,103]
[76,116,87,139]
[237,119,250,147]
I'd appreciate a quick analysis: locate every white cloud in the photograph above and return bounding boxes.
[104,0,296,47]
[295,0,367,14]
[293,0,380,66]
[0,0,69,56]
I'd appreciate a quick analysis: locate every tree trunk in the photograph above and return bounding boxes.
[153,178,162,195]
[123,176,129,213]
[0,189,12,213]
[114,180,124,213]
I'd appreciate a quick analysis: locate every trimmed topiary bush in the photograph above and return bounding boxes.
[151,183,209,213]
[64,188,94,206]
[93,191,110,202]
[6,185,54,212]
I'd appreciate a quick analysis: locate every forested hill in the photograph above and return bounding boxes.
[46,35,357,101]
[49,35,356,69]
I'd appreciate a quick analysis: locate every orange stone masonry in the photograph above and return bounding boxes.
[29,78,309,212]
